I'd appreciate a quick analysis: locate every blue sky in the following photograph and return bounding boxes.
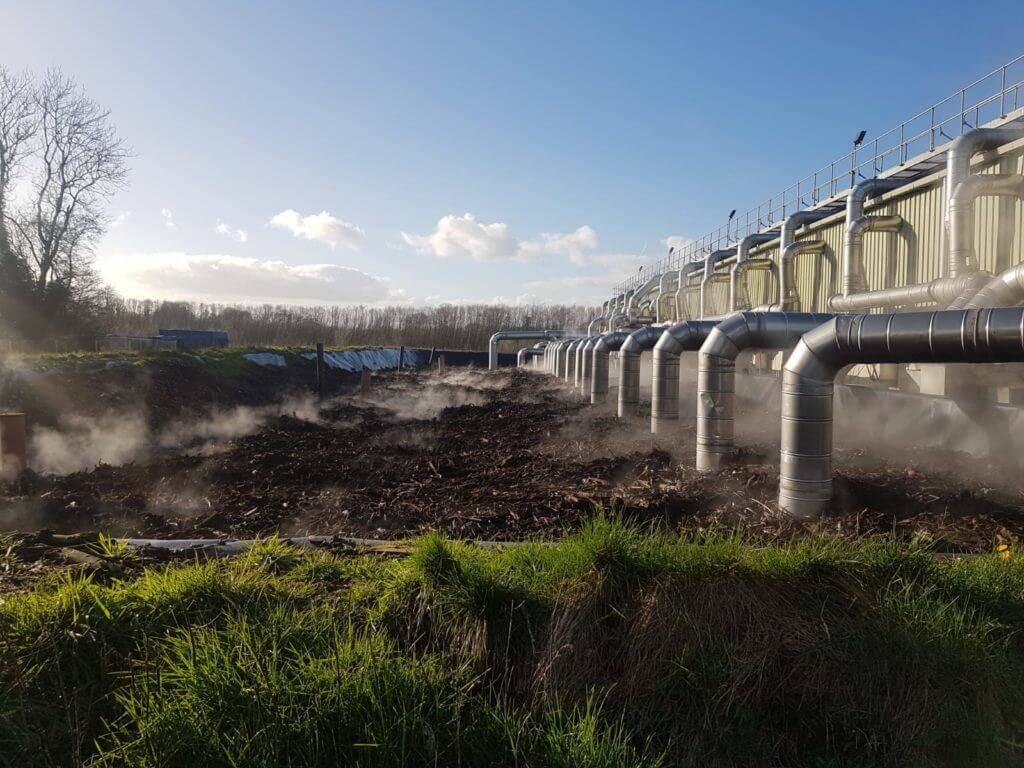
[3,0,1022,306]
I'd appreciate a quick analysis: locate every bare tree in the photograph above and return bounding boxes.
[0,68,37,258]
[10,69,128,292]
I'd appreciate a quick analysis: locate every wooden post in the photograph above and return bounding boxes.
[397,345,405,371]
[360,367,371,398]
[315,343,325,399]
[437,354,446,376]
[0,412,27,476]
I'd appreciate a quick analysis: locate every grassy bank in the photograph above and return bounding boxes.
[2,521,1024,767]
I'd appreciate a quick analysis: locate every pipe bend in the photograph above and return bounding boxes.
[654,319,721,357]
[621,325,665,355]
[847,214,902,238]
[964,264,1024,309]
[594,331,631,353]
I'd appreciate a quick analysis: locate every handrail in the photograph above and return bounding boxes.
[614,53,1024,295]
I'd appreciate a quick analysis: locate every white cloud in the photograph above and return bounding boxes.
[402,213,519,261]
[160,208,175,229]
[269,209,365,251]
[401,213,598,264]
[97,251,390,304]
[111,211,132,228]
[215,221,248,243]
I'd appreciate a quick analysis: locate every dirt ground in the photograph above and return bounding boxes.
[2,364,1024,571]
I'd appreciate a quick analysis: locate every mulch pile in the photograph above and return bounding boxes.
[2,367,1024,572]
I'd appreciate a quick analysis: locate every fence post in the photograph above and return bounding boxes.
[315,343,325,399]
[0,412,27,476]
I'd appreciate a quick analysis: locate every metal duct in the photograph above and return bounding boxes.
[831,125,1024,312]
[699,249,737,318]
[650,320,720,434]
[617,325,666,418]
[591,331,631,404]
[607,312,630,332]
[730,233,777,311]
[841,178,904,296]
[674,262,705,321]
[517,347,544,367]
[694,311,835,472]
[588,316,608,335]
[945,125,1024,243]
[564,340,581,382]
[656,271,678,323]
[779,308,1024,518]
[770,211,830,311]
[964,262,1024,308]
[579,336,600,392]
[489,329,568,370]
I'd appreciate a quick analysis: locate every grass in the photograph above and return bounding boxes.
[3,522,1024,766]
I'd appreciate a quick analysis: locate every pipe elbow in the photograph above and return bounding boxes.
[621,325,662,355]
[783,316,851,385]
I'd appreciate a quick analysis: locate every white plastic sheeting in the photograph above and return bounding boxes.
[299,348,429,371]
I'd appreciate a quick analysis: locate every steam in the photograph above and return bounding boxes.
[28,394,324,476]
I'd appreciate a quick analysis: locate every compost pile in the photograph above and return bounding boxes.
[2,367,1024,554]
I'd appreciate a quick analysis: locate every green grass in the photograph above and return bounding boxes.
[3,524,1024,767]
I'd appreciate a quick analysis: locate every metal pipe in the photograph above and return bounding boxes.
[617,325,667,418]
[730,233,776,311]
[779,308,1024,518]
[964,262,1024,308]
[841,178,904,296]
[674,262,704,321]
[655,271,677,323]
[489,329,568,370]
[591,331,631,404]
[578,336,600,392]
[694,311,835,472]
[773,211,830,311]
[564,340,581,382]
[650,320,720,434]
[517,347,544,367]
[699,249,737,319]
[588,316,608,335]
[832,173,1024,311]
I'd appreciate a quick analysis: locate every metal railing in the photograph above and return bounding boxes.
[613,53,1024,296]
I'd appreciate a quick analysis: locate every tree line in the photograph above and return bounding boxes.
[100,298,597,350]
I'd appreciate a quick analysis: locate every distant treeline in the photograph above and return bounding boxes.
[98,299,599,350]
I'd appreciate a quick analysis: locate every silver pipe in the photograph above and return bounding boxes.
[489,329,568,370]
[779,308,1024,518]
[945,125,1024,252]
[655,271,677,324]
[699,249,737,319]
[964,262,1024,308]
[694,311,835,472]
[831,173,1024,311]
[591,331,631,404]
[842,178,904,296]
[617,325,667,418]
[517,347,544,367]
[578,336,600,392]
[773,240,831,310]
[729,233,777,311]
[587,316,608,335]
[674,262,704,322]
[563,339,581,382]
[949,173,1024,279]
[650,319,720,434]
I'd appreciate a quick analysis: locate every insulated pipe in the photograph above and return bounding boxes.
[694,311,835,472]
[579,336,600,392]
[576,335,600,389]
[831,173,1024,311]
[563,340,580,382]
[674,263,704,321]
[489,329,567,370]
[699,249,737,318]
[650,320,720,434]
[517,347,544,367]
[945,126,1024,249]
[841,178,904,296]
[773,240,830,310]
[730,232,778,311]
[591,331,631,404]
[588,316,608,335]
[617,325,666,418]
[779,308,1024,518]
[949,173,1024,279]
[964,262,1024,308]
[607,312,631,332]
[656,271,677,323]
